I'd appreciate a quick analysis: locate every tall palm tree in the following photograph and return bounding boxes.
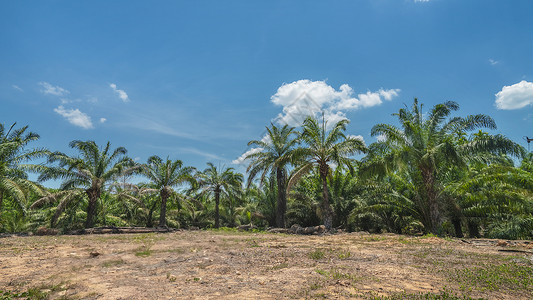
[244,123,299,228]
[288,115,367,230]
[141,155,195,227]
[0,123,48,217]
[365,99,523,233]
[34,140,134,228]
[197,163,243,228]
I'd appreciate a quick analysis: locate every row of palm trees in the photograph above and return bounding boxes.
[1,98,531,238]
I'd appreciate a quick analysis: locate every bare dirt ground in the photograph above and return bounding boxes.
[0,230,532,299]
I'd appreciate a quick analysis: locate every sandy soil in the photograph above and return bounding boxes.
[0,230,532,299]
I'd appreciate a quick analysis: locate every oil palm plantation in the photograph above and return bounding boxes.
[364,99,523,234]
[0,123,48,218]
[288,115,367,230]
[34,140,134,228]
[141,155,195,227]
[197,163,243,228]
[244,123,299,228]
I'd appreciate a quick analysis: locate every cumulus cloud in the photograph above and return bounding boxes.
[234,80,399,166]
[110,83,129,102]
[271,80,400,127]
[39,82,69,96]
[495,80,533,110]
[54,106,94,129]
[12,85,23,92]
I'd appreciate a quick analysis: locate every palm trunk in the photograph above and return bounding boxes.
[147,201,157,227]
[275,167,286,228]
[159,188,169,227]
[467,220,480,238]
[85,188,100,228]
[422,168,441,234]
[0,191,3,219]
[319,163,333,230]
[452,217,463,238]
[214,186,220,228]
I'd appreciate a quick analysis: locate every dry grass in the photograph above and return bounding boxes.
[0,230,531,299]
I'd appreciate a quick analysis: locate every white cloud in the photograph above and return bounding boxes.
[232,147,263,165]
[54,106,94,129]
[110,83,129,102]
[347,134,365,144]
[271,80,400,127]
[12,85,23,92]
[489,58,499,66]
[495,80,533,110]
[39,82,69,96]
[179,147,224,161]
[414,0,431,2]
[100,118,107,123]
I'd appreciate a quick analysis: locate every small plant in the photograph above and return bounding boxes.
[166,273,177,282]
[315,269,328,276]
[336,249,351,259]
[309,249,325,260]
[271,263,289,270]
[135,249,152,257]
[102,259,125,268]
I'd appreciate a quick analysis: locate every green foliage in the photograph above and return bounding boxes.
[2,101,531,240]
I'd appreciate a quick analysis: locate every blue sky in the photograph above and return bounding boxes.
[1,0,533,187]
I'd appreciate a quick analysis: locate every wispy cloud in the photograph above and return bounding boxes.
[110,83,129,102]
[271,80,400,127]
[489,58,499,66]
[414,0,431,2]
[495,80,533,110]
[54,105,94,129]
[39,82,69,96]
[12,85,23,92]
[124,115,202,141]
[178,147,224,161]
[100,118,107,123]
[232,147,263,165]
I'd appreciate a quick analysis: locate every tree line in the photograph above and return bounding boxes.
[1,99,532,239]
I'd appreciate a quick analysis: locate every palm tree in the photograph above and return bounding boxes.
[34,140,134,228]
[365,99,523,234]
[0,123,48,217]
[244,123,299,228]
[141,155,195,227]
[197,163,243,228]
[288,115,367,230]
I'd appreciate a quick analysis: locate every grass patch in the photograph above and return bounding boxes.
[102,259,125,268]
[0,282,68,300]
[271,262,289,270]
[315,268,359,282]
[309,247,352,260]
[451,261,533,292]
[309,249,325,260]
[135,249,152,257]
[360,287,482,299]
